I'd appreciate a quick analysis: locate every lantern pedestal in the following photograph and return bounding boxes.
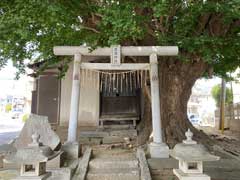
[173,169,210,180]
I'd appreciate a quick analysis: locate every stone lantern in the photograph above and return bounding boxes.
[170,129,219,180]
[4,133,59,180]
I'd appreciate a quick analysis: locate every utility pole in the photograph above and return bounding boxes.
[230,74,234,126]
[219,78,226,134]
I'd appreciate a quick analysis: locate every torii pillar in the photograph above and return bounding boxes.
[149,54,169,158]
[68,53,81,142]
[62,53,81,160]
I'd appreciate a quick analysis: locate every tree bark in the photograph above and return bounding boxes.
[158,59,214,148]
[136,58,215,148]
[137,85,152,146]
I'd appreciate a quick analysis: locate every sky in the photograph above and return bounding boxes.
[0,62,32,97]
[0,62,17,80]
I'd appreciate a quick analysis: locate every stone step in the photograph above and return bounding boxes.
[89,159,139,169]
[109,129,138,137]
[86,168,140,180]
[100,124,135,129]
[93,153,136,160]
[102,136,126,144]
[92,148,136,157]
[152,175,177,180]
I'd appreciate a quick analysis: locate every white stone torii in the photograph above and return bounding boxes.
[54,45,178,158]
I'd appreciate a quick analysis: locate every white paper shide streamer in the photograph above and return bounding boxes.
[80,69,149,94]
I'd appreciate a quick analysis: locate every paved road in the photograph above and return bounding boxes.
[0,131,20,145]
[0,113,23,145]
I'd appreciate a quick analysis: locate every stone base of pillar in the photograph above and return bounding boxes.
[62,142,81,160]
[173,169,210,180]
[149,142,169,158]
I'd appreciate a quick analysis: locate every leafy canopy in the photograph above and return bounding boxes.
[0,0,239,77]
[211,84,233,107]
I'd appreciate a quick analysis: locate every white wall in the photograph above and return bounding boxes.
[60,62,100,127]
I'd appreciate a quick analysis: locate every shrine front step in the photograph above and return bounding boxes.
[86,149,140,180]
[79,136,136,145]
[86,168,140,180]
[79,129,138,145]
[79,129,138,138]
[89,158,138,169]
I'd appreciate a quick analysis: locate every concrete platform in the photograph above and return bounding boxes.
[13,172,51,180]
[148,157,240,180]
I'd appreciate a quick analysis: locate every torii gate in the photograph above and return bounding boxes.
[54,45,178,158]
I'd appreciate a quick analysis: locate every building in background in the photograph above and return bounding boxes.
[0,63,33,118]
[188,69,240,132]
[188,78,220,126]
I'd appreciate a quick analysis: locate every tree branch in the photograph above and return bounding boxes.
[80,25,100,33]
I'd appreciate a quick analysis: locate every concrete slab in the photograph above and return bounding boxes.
[136,148,151,180]
[204,158,240,170]
[0,169,19,180]
[13,172,51,180]
[147,158,178,169]
[72,147,92,180]
[206,171,240,180]
[48,168,72,180]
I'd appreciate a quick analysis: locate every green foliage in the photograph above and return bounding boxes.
[5,104,12,112]
[211,83,233,107]
[0,0,239,77]
[22,114,29,123]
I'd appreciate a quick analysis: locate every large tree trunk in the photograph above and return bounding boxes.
[158,59,214,148]
[137,58,214,148]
